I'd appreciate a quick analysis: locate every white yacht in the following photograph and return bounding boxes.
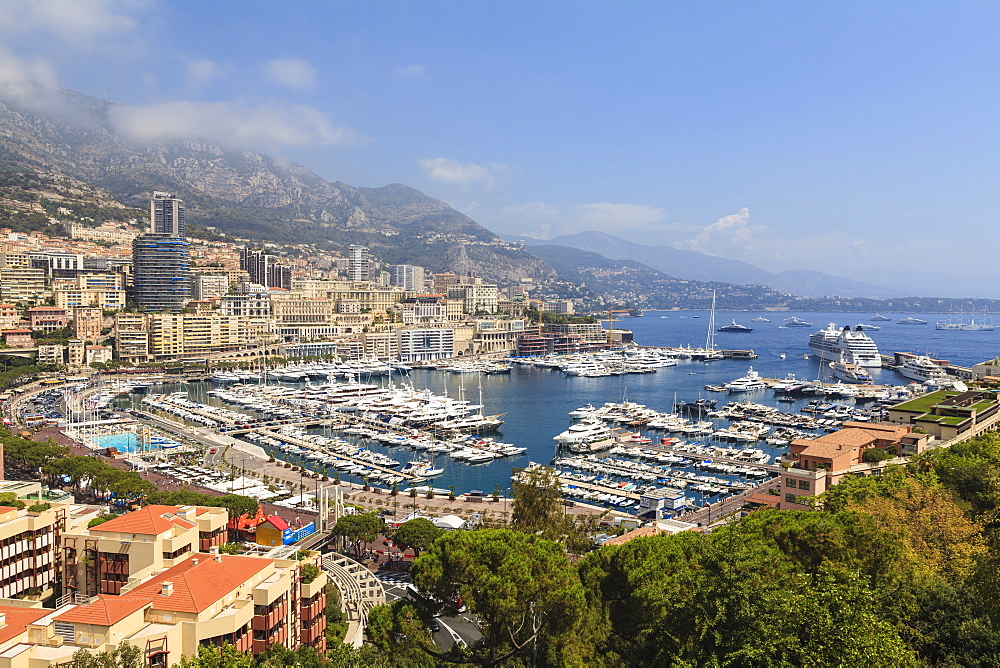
[935,313,995,331]
[896,356,951,383]
[553,418,615,453]
[808,324,881,368]
[724,367,768,392]
[829,359,874,384]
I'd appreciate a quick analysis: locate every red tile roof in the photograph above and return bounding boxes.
[90,505,197,536]
[54,595,149,626]
[259,516,288,531]
[0,606,53,644]
[125,555,271,613]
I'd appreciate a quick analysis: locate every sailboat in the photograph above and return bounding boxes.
[690,291,724,361]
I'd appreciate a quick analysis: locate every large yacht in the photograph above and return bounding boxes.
[808,324,881,368]
[784,316,812,327]
[896,356,951,383]
[553,418,615,453]
[897,316,928,325]
[724,367,768,392]
[829,359,874,384]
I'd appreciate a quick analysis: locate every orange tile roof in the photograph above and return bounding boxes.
[124,555,271,613]
[54,595,149,626]
[0,606,52,644]
[90,505,197,536]
[604,525,664,546]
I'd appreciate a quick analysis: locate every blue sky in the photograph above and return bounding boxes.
[1,1,998,296]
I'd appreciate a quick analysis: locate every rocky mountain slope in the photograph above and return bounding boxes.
[0,91,552,284]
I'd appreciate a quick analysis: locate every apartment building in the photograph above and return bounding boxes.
[191,274,230,301]
[0,266,46,304]
[53,287,126,311]
[325,284,415,317]
[27,307,67,333]
[394,328,455,362]
[0,503,328,667]
[0,304,19,331]
[780,422,930,510]
[113,314,150,363]
[146,314,273,360]
[447,283,499,315]
[68,222,140,244]
[72,307,103,341]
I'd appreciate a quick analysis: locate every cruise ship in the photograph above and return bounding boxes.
[808,324,882,368]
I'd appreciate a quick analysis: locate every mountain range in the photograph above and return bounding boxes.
[0,90,552,285]
[506,231,904,299]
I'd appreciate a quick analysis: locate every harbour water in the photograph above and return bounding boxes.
[123,310,997,504]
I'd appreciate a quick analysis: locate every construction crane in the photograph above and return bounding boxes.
[527,299,546,333]
[604,309,632,347]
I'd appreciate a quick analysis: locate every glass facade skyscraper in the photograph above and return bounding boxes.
[131,193,191,312]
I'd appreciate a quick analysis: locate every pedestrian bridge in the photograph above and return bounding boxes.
[322,552,386,646]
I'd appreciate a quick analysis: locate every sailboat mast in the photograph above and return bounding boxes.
[705,291,717,352]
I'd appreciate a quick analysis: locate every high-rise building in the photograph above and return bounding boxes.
[151,191,185,236]
[240,247,292,289]
[131,193,191,312]
[392,264,425,291]
[347,245,370,281]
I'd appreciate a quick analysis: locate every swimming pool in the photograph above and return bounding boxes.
[94,433,139,453]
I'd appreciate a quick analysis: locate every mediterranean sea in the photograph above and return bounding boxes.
[126,310,998,504]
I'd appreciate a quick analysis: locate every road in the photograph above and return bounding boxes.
[374,570,482,650]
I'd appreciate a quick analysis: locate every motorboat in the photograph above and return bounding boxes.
[870,314,892,321]
[808,324,881,368]
[896,316,928,325]
[750,316,771,322]
[784,316,812,327]
[717,319,753,333]
[854,323,881,331]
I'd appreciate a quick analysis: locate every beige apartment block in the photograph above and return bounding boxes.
[72,307,103,341]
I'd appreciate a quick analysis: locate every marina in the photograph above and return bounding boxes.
[91,310,997,514]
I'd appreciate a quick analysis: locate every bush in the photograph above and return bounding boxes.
[300,563,321,584]
[26,502,50,513]
[863,448,895,464]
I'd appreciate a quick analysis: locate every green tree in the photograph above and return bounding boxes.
[332,512,383,556]
[510,465,565,540]
[175,644,254,668]
[410,528,583,667]
[391,518,443,557]
[70,642,142,667]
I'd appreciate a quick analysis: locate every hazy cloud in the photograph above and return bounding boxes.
[186,59,223,87]
[0,0,140,47]
[394,64,426,79]
[109,101,364,148]
[418,158,499,186]
[265,58,316,90]
[0,48,59,103]
[572,202,667,229]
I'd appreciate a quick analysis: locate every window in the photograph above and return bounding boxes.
[785,493,798,503]
[785,477,797,487]
[798,480,811,491]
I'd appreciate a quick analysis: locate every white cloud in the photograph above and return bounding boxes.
[679,207,758,257]
[394,64,426,79]
[186,59,223,87]
[108,101,364,148]
[0,0,140,47]
[418,158,499,186]
[265,58,316,90]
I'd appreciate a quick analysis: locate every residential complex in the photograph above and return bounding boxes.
[0,498,327,667]
[0,190,602,366]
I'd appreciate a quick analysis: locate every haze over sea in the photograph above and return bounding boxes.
[138,311,997,500]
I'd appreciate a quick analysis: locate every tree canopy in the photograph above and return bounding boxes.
[391,518,443,556]
[332,512,383,556]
